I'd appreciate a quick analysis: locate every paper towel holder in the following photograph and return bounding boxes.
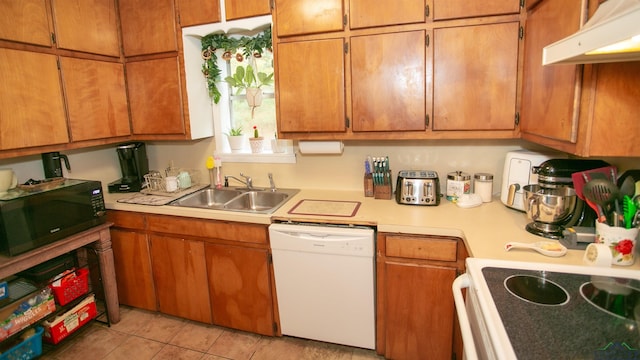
[298,141,344,155]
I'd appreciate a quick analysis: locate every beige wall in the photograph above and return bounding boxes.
[2,138,637,197]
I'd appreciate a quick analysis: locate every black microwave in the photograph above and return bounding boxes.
[0,179,106,257]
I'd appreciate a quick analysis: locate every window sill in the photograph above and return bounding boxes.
[221,152,296,164]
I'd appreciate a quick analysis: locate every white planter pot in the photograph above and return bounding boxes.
[246,87,263,107]
[227,135,245,152]
[249,137,264,153]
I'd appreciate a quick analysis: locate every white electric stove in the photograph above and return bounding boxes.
[453,258,640,359]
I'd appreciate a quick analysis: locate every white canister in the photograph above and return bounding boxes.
[446,171,471,201]
[474,173,494,203]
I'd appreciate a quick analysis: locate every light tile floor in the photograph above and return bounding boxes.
[39,306,385,360]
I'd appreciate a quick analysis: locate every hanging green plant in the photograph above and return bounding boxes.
[201,27,272,104]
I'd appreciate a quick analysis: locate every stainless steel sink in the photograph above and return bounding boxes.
[169,187,299,214]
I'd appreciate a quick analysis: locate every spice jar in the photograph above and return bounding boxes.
[474,173,494,203]
[446,171,471,201]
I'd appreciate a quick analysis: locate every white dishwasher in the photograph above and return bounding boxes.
[269,223,375,349]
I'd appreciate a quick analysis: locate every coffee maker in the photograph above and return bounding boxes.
[108,142,149,193]
[41,152,70,178]
[522,159,610,239]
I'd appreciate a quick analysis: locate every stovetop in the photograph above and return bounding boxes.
[482,266,640,359]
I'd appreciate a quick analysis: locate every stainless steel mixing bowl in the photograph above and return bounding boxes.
[523,184,577,224]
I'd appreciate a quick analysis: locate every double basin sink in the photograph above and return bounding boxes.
[169,187,299,214]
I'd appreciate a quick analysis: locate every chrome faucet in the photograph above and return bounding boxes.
[224,173,253,189]
[268,173,276,191]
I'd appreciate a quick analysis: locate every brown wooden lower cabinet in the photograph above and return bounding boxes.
[110,227,157,311]
[107,211,276,334]
[205,243,275,335]
[376,233,467,360]
[151,234,211,323]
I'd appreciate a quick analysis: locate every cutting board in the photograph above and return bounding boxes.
[288,199,361,217]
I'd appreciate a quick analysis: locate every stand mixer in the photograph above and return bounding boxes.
[522,159,609,239]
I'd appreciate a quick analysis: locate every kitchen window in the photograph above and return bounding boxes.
[181,17,295,163]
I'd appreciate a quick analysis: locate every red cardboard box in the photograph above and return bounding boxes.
[42,294,96,344]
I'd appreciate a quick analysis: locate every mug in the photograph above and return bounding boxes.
[0,169,18,194]
[595,222,640,266]
[177,171,191,189]
[165,176,179,192]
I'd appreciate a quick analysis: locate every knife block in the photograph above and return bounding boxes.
[374,171,392,200]
[374,184,392,199]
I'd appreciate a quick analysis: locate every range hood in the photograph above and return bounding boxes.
[543,0,640,65]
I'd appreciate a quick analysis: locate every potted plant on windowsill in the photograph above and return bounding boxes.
[226,126,245,152]
[249,126,264,153]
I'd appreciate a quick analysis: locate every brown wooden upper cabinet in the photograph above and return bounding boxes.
[433,0,520,20]
[126,57,186,136]
[520,0,640,157]
[225,0,271,21]
[520,0,580,144]
[274,0,344,37]
[350,0,426,29]
[178,0,221,27]
[119,0,178,56]
[0,0,51,47]
[0,49,68,150]
[60,57,130,141]
[432,22,520,131]
[0,0,120,57]
[277,38,347,133]
[51,0,120,57]
[351,31,427,132]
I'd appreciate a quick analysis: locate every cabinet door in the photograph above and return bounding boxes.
[225,0,270,21]
[586,62,640,157]
[0,0,51,46]
[433,0,520,20]
[111,229,157,311]
[119,0,178,56]
[60,57,130,141]
[51,0,120,56]
[126,57,186,135]
[351,31,426,132]
[433,22,519,131]
[382,261,456,360]
[277,39,346,133]
[0,49,68,150]
[151,235,212,323]
[520,0,582,143]
[178,0,221,27]
[205,244,275,335]
[350,0,425,29]
[274,0,343,37]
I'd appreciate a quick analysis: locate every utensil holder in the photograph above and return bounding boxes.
[374,184,392,199]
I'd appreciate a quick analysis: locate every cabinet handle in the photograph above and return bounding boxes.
[425,5,430,18]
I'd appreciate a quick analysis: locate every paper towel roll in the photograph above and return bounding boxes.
[298,141,344,154]
[583,243,612,267]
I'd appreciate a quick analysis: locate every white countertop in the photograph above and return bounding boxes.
[105,188,640,270]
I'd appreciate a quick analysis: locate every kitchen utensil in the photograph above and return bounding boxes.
[619,175,636,197]
[504,241,568,257]
[623,195,637,229]
[583,178,620,222]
